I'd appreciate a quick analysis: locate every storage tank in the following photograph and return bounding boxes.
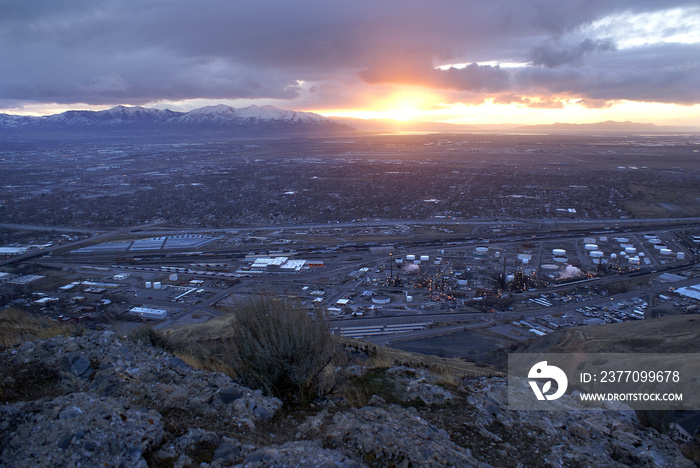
[372,294,390,305]
[553,256,568,263]
[153,282,162,290]
[599,236,608,242]
[552,248,566,256]
[420,255,430,262]
[628,256,640,265]
[648,238,662,244]
[145,281,152,289]
[654,244,667,250]
[406,254,416,261]
[677,252,686,260]
[610,253,617,260]
[405,295,413,303]
[660,248,673,255]
[584,244,598,251]
[475,246,489,253]
[541,264,559,271]
[617,237,629,244]
[583,237,596,244]
[169,274,178,282]
[590,251,604,258]
[624,247,636,255]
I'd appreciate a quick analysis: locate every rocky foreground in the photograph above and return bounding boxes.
[0,331,692,467]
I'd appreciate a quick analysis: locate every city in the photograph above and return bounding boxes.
[2,133,699,365]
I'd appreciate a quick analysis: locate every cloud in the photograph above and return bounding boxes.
[530,38,617,68]
[0,0,699,110]
[360,63,510,93]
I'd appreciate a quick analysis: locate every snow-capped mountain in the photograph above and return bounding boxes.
[178,104,333,126]
[0,104,354,138]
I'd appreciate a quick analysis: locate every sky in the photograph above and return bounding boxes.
[2,0,700,126]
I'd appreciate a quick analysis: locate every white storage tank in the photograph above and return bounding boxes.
[153,282,162,290]
[584,244,598,251]
[406,295,413,303]
[420,255,430,262]
[475,246,489,253]
[169,274,178,282]
[406,254,416,261]
[628,256,640,265]
[677,252,686,260]
[660,248,673,255]
[553,256,568,263]
[625,247,636,254]
[583,237,596,244]
[552,248,566,256]
[372,294,390,305]
[590,251,604,258]
[145,281,152,289]
[617,237,629,244]
[610,253,617,260]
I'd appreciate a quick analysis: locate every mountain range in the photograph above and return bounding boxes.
[0,104,353,139]
[0,104,697,140]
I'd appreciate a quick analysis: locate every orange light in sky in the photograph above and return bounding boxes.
[319,87,446,121]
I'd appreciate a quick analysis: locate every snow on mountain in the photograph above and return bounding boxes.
[0,104,354,137]
[0,114,38,129]
[178,104,332,126]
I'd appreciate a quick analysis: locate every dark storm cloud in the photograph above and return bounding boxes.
[0,0,698,108]
[530,39,617,68]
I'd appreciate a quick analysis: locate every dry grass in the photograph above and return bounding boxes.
[343,337,502,378]
[0,308,74,348]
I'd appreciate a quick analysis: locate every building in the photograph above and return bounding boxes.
[128,306,168,320]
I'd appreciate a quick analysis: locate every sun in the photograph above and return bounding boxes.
[318,88,444,121]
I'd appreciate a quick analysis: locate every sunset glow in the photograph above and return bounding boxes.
[1,1,699,128]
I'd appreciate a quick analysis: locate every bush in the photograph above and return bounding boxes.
[128,325,174,352]
[230,297,337,400]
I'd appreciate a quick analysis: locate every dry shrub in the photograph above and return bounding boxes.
[229,297,338,400]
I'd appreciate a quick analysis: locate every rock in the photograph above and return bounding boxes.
[213,437,242,461]
[0,393,163,467]
[58,352,93,379]
[219,386,243,403]
[241,441,361,467]
[325,404,484,466]
[0,332,693,468]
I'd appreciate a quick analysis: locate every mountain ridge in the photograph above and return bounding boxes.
[1,104,697,138]
[0,104,353,138]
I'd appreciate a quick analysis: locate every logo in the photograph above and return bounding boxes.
[528,361,568,401]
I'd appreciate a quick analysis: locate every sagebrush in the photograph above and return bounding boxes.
[229,297,337,399]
